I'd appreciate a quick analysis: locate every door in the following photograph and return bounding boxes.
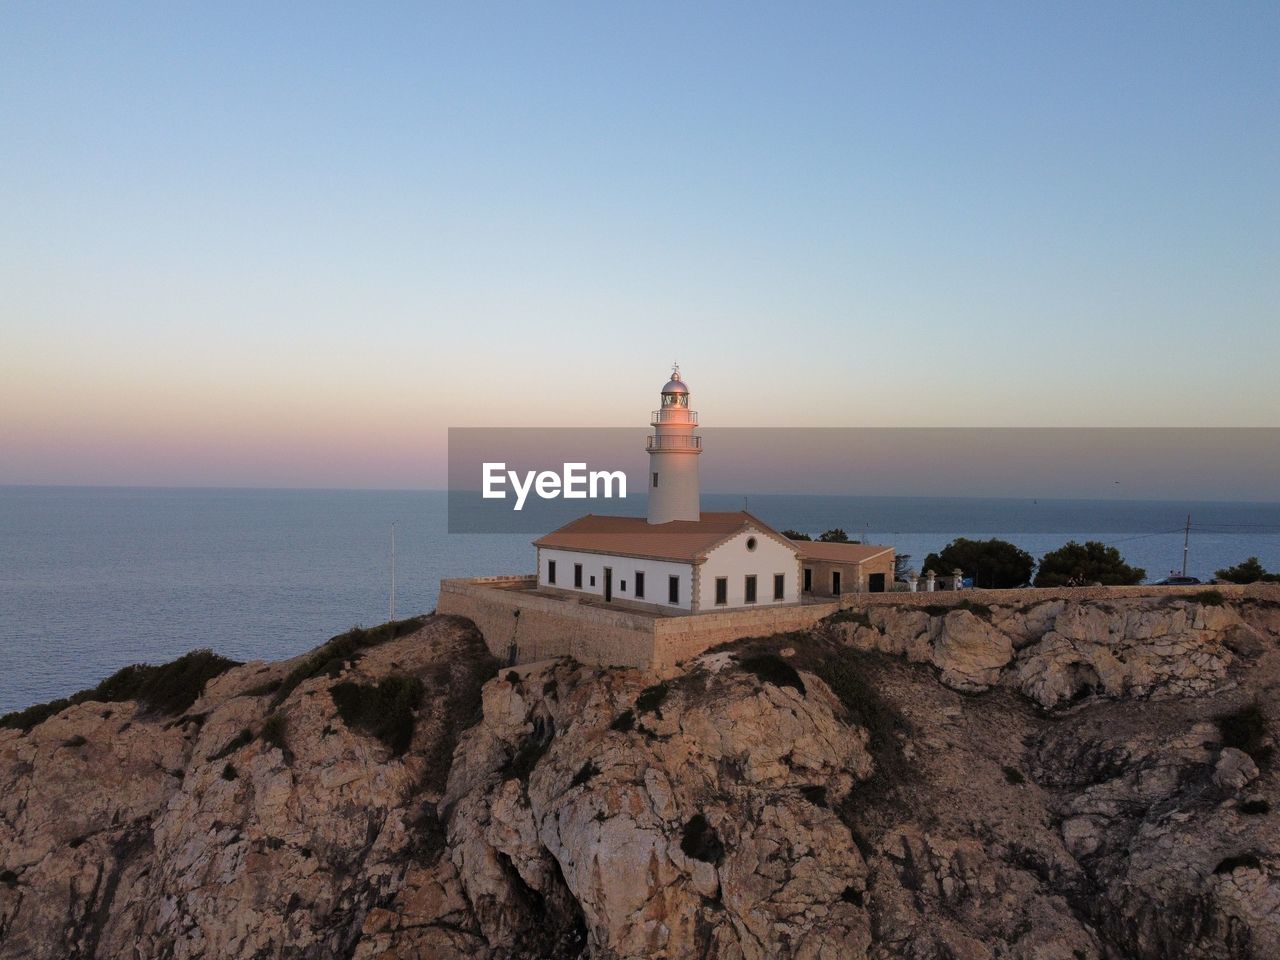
[604,567,613,602]
[803,568,812,592]
[832,571,842,595]
[869,573,886,593]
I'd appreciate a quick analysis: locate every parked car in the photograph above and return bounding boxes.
[1153,575,1202,586]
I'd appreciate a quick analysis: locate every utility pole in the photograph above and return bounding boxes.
[1181,514,1191,577]
[389,523,396,622]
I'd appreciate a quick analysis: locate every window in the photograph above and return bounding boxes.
[589,575,596,586]
[746,536,757,551]
[832,571,842,595]
[548,560,556,585]
[635,571,645,599]
[652,472,659,487]
[574,563,583,588]
[774,573,785,600]
[620,579,627,592]
[668,575,679,604]
[715,577,728,606]
[745,575,757,604]
[803,568,812,592]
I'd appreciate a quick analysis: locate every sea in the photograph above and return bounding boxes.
[2,486,1278,715]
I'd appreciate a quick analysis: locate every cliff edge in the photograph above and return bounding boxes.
[2,594,1278,959]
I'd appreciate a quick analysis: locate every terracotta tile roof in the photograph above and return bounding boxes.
[792,540,894,564]
[534,511,793,563]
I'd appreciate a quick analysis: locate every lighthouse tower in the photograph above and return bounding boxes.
[647,364,702,524]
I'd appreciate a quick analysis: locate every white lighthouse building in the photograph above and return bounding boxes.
[646,365,701,523]
[525,366,892,613]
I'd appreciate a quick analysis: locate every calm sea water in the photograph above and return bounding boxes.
[2,487,1278,714]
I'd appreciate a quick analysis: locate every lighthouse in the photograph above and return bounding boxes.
[646,364,702,523]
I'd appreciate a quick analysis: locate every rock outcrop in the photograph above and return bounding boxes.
[1,595,1278,959]
[837,597,1260,709]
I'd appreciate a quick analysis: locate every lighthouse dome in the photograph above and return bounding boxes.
[661,365,688,394]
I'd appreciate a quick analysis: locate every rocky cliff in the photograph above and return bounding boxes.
[1,595,1277,959]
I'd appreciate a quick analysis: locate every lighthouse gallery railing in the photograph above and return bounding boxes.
[646,435,702,451]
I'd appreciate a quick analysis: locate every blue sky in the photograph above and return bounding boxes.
[2,2,1277,487]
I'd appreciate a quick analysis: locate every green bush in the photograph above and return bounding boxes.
[272,616,428,708]
[1189,589,1227,606]
[781,529,812,541]
[1216,557,1280,584]
[330,674,425,756]
[738,653,806,695]
[610,709,635,732]
[1002,765,1026,785]
[1239,799,1270,815]
[922,538,1035,589]
[0,649,240,732]
[1034,541,1145,587]
[61,734,88,748]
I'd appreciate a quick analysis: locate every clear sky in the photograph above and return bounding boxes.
[2,2,1277,488]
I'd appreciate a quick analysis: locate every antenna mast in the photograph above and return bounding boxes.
[1181,514,1190,578]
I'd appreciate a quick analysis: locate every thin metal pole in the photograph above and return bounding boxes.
[1181,514,1190,577]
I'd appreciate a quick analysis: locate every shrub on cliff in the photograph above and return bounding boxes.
[1216,701,1271,767]
[1033,541,1145,587]
[0,649,240,732]
[922,538,1034,589]
[272,615,427,707]
[1215,557,1280,584]
[330,673,425,756]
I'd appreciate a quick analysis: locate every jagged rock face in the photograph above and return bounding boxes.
[1,598,1278,959]
[368,656,876,959]
[0,616,497,960]
[840,598,1257,710]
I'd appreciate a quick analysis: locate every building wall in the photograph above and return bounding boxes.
[802,551,896,597]
[537,547,694,610]
[698,529,802,611]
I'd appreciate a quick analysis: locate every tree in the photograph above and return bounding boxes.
[1034,540,1145,587]
[781,529,812,541]
[1215,557,1280,584]
[894,554,913,581]
[817,528,850,543]
[921,538,1034,589]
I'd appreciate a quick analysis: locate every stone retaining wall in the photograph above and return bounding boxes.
[836,581,1280,610]
[438,575,1280,676]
